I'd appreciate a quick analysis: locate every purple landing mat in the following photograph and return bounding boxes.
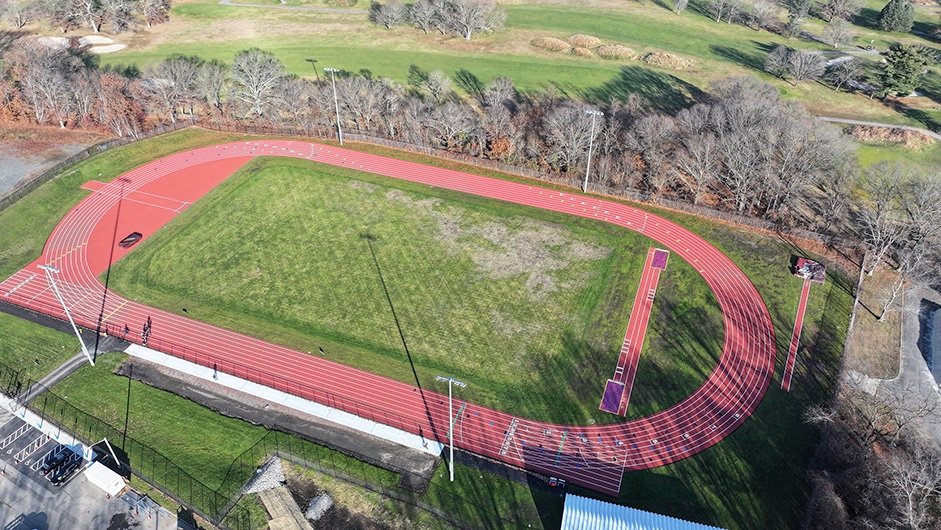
[652,249,670,270]
[600,379,625,414]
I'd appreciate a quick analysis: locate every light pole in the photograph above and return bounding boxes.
[435,375,466,482]
[39,265,94,366]
[583,109,603,193]
[324,67,343,145]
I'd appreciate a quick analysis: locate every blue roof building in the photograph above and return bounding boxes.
[560,494,725,530]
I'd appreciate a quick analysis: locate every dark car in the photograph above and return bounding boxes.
[50,454,83,486]
[39,445,70,476]
[118,232,143,248]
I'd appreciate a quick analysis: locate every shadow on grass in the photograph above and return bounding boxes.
[709,42,777,73]
[571,66,707,113]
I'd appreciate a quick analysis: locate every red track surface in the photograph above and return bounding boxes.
[601,247,667,416]
[0,140,777,496]
[781,279,811,392]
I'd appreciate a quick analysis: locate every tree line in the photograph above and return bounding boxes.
[1,41,938,301]
[0,0,171,33]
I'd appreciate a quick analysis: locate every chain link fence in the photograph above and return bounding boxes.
[0,359,548,529]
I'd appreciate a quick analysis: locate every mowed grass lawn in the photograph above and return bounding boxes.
[0,312,77,384]
[106,156,723,424]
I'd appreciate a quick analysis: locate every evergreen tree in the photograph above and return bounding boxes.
[880,44,935,97]
[878,0,915,32]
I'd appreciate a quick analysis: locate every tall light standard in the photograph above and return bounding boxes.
[435,375,466,482]
[324,67,343,145]
[39,265,94,366]
[583,109,603,193]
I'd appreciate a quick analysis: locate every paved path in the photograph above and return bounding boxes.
[878,286,941,449]
[0,140,777,496]
[818,117,941,142]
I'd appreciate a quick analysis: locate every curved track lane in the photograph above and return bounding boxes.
[0,140,777,496]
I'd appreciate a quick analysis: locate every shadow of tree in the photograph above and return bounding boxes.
[917,299,940,372]
[709,42,777,73]
[576,65,707,113]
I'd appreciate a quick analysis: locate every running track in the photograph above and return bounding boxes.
[781,279,812,392]
[0,140,777,496]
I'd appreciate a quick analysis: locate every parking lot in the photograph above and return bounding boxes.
[0,407,178,530]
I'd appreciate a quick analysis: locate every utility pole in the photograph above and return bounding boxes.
[39,265,94,366]
[434,375,466,482]
[583,109,603,193]
[324,67,343,145]
[305,57,320,81]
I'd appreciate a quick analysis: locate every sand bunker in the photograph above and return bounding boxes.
[37,36,69,49]
[80,35,114,46]
[90,44,127,54]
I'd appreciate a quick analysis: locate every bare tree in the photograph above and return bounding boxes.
[826,59,862,91]
[749,0,779,29]
[482,76,515,108]
[899,172,941,251]
[419,69,453,103]
[787,50,826,82]
[408,0,440,33]
[101,0,137,32]
[142,56,200,123]
[73,0,106,32]
[370,0,406,29]
[674,130,720,204]
[542,101,598,173]
[819,0,862,21]
[856,163,910,275]
[879,243,936,320]
[3,40,81,126]
[822,19,855,48]
[885,445,941,530]
[139,0,170,27]
[196,59,227,114]
[229,49,287,118]
[674,0,689,12]
[424,101,478,149]
[765,45,791,79]
[98,71,143,137]
[443,0,505,40]
[1,0,39,28]
[709,0,742,22]
[628,114,678,194]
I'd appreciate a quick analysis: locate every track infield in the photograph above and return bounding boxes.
[0,140,777,497]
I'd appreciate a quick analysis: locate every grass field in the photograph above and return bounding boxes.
[51,354,562,530]
[105,156,724,424]
[83,0,941,129]
[1,129,856,528]
[0,312,77,384]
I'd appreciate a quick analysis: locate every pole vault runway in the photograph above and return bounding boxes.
[0,140,777,496]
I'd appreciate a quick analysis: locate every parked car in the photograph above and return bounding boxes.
[50,454,82,486]
[39,445,69,476]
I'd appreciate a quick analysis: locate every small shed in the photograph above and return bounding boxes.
[561,494,725,530]
[85,461,127,498]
